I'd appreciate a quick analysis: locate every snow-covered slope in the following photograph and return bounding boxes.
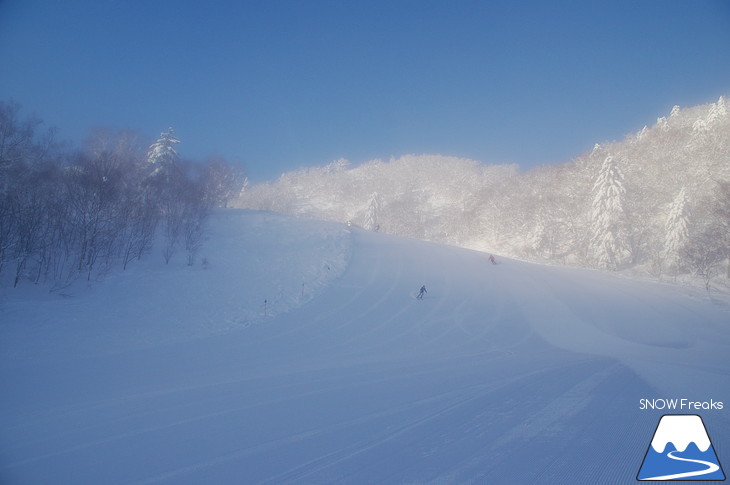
[1,210,728,484]
[0,210,351,358]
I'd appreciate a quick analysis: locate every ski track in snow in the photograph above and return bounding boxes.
[1,210,729,484]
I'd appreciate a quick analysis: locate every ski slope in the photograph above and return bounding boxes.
[1,210,729,484]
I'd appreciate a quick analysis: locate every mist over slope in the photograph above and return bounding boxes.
[1,210,728,484]
[236,96,730,286]
[0,211,351,357]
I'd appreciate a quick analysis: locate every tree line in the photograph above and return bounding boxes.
[0,102,246,289]
[236,96,730,289]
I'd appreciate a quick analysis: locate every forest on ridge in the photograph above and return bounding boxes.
[236,96,730,288]
[2,97,728,290]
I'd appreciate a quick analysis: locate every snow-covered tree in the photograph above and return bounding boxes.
[200,156,247,208]
[589,155,629,270]
[678,182,728,289]
[662,188,690,275]
[147,128,179,175]
[706,96,727,126]
[687,183,727,289]
[690,97,727,148]
[363,192,381,231]
[716,182,730,279]
[530,220,547,256]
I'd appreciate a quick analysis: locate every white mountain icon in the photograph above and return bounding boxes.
[651,415,711,453]
[638,414,725,481]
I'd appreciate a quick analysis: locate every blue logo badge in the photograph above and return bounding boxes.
[638,414,725,481]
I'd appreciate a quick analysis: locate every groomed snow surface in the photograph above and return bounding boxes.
[1,210,728,484]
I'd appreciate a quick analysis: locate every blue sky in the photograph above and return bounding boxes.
[1,0,729,182]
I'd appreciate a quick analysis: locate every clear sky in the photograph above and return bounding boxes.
[1,0,729,182]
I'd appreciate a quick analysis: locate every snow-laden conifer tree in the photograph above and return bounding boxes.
[706,96,727,126]
[145,128,191,264]
[363,192,381,231]
[662,188,690,275]
[589,155,628,270]
[690,97,727,147]
[147,128,179,175]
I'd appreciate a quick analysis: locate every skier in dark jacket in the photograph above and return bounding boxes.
[488,254,497,265]
[417,285,427,300]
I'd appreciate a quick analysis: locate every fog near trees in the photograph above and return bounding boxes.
[0,103,246,289]
[236,96,730,287]
[3,97,726,289]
